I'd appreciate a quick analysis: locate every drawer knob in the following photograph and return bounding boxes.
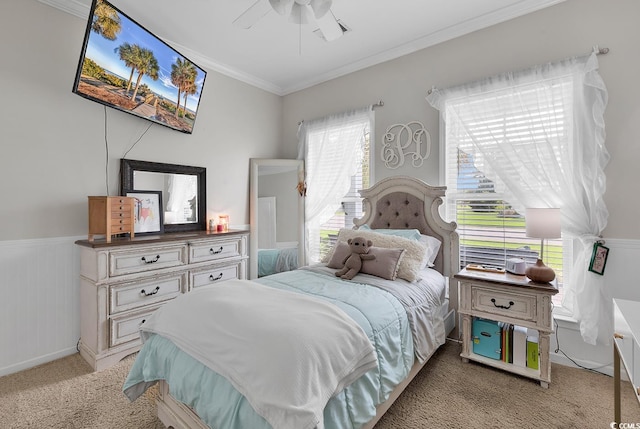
[209,273,223,282]
[141,255,160,264]
[210,246,223,255]
[141,286,160,296]
[491,298,514,310]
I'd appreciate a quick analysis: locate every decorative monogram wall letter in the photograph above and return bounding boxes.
[381,121,431,169]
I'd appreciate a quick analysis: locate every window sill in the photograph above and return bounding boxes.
[553,307,578,327]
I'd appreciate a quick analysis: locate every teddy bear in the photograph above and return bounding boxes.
[335,237,376,280]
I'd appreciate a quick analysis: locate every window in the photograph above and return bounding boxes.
[439,78,575,306]
[298,108,373,264]
[317,134,370,260]
[429,53,609,343]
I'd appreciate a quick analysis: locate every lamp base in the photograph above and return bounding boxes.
[525,259,555,283]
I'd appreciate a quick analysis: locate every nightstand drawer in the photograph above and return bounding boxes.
[472,286,536,322]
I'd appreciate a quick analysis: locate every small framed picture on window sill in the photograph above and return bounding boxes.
[588,242,609,275]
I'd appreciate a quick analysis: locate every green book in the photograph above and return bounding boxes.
[526,330,539,370]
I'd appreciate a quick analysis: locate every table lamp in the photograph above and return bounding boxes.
[525,208,561,283]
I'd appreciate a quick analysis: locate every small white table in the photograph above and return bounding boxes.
[613,298,640,424]
[455,268,558,388]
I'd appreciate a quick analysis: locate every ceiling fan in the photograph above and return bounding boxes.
[234,0,344,41]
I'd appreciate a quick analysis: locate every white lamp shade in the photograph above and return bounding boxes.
[525,208,561,239]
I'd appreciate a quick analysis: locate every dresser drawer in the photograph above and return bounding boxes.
[109,220,133,233]
[110,199,132,212]
[190,237,243,264]
[472,285,536,322]
[190,262,242,288]
[110,306,160,347]
[110,273,185,314]
[109,244,187,277]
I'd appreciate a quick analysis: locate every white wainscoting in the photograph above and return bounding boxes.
[550,238,640,376]
[0,236,82,376]
[0,236,638,377]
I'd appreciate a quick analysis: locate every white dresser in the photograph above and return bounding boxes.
[76,230,249,371]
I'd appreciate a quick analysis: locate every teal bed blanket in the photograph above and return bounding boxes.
[258,247,298,277]
[123,268,418,429]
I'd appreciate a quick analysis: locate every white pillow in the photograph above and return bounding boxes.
[358,224,422,241]
[357,225,440,269]
[324,229,427,282]
[420,235,442,268]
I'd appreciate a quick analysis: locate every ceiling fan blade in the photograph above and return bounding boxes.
[288,3,312,24]
[233,0,273,29]
[269,0,295,16]
[310,0,332,18]
[315,11,343,41]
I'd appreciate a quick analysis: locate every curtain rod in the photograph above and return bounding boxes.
[298,101,384,125]
[426,46,610,95]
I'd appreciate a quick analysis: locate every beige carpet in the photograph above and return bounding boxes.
[1,340,639,429]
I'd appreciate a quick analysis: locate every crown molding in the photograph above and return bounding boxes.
[279,0,566,95]
[38,0,566,97]
[37,0,286,95]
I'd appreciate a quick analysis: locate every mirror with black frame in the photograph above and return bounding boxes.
[120,159,207,233]
[249,159,305,279]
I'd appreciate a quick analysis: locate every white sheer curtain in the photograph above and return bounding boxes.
[297,107,373,264]
[427,52,610,345]
[166,174,197,223]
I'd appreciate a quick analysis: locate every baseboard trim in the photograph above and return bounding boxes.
[549,351,616,378]
[0,346,79,377]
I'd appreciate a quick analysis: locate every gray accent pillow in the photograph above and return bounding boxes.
[327,241,407,281]
[361,247,405,280]
[325,229,427,282]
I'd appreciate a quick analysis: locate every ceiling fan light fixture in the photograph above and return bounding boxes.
[309,0,332,18]
[269,0,294,16]
[288,3,312,24]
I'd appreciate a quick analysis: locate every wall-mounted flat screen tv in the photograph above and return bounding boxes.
[72,0,207,134]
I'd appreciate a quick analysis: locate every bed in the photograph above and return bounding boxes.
[123,175,459,429]
[257,246,299,277]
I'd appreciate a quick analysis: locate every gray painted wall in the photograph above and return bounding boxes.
[282,0,640,242]
[1,0,638,374]
[0,0,284,241]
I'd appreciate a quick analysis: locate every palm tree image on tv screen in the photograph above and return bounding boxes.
[72,0,207,134]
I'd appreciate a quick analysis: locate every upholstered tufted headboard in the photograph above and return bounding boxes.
[353,176,459,278]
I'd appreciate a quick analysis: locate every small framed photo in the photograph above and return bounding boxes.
[588,242,609,275]
[126,190,164,235]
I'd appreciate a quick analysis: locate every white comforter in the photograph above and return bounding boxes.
[138,279,377,429]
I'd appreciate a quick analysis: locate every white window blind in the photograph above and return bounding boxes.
[443,79,570,303]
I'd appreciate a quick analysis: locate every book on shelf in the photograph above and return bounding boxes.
[512,325,528,368]
[526,328,540,370]
[474,318,536,368]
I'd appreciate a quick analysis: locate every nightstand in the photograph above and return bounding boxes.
[614,298,640,424]
[455,267,558,388]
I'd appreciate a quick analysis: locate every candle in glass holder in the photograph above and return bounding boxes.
[218,214,229,232]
